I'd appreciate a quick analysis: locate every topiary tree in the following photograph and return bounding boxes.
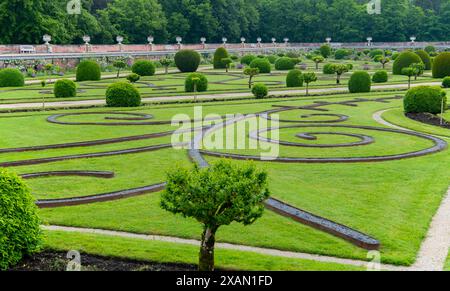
[286,69,304,87]
[0,68,25,87]
[213,47,229,69]
[404,86,447,114]
[369,49,384,59]
[372,70,389,83]
[106,82,141,107]
[76,60,101,81]
[374,55,391,69]
[411,63,425,80]
[442,77,450,88]
[331,64,349,84]
[267,55,279,64]
[249,58,271,74]
[159,58,173,74]
[275,57,295,70]
[244,67,259,89]
[252,83,269,99]
[312,55,324,70]
[131,60,156,76]
[348,71,371,93]
[319,44,332,58]
[335,49,351,60]
[392,51,422,75]
[174,50,201,73]
[54,79,77,98]
[432,52,450,78]
[113,59,127,78]
[127,73,141,83]
[323,63,336,74]
[402,67,416,89]
[240,54,257,65]
[415,50,432,70]
[221,58,233,73]
[0,168,42,270]
[185,73,208,93]
[303,71,318,96]
[161,160,269,271]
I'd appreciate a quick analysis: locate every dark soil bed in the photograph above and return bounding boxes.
[9,251,197,271]
[406,112,450,129]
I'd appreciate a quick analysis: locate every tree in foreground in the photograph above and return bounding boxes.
[159,58,172,74]
[402,67,416,89]
[331,64,350,84]
[303,71,317,96]
[161,160,270,271]
[312,55,324,70]
[244,67,259,88]
[222,58,233,73]
[113,60,127,78]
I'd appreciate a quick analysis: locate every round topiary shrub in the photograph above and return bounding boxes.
[131,60,156,76]
[267,55,279,64]
[0,68,25,87]
[106,82,141,107]
[0,168,41,270]
[250,58,271,74]
[369,49,384,59]
[319,44,332,58]
[323,63,336,74]
[213,47,229,69]
[404,86,447,114]
[241,54,257,65]
[415,50,432,70]
[174,50,201,72]
[442,77,450,88]
[275,57,295,70]
[392,51,422,75]
[252,83,268,99]
[335,49,351,60]
[348,71,371,93]
[53,79,77,98]
[127,73,141,83]
[286,69,304,87]
[432,52,450,78]
[372,70,389,83]
[185,73,208,92]
[76,60,101,81]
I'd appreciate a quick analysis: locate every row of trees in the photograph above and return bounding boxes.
[1,0,450,45]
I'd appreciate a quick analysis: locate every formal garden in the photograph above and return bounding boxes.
[1,44,450,271]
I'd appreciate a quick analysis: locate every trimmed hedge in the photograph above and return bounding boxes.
[250,58,271,74]
[415,50,432,70]
[131,60,156,76]
[372,70,389,83]
[106,82,141,107]
[54,79,77,98]
[185,73,208,92]
[0,168,41,270]
[432,52,450,78]
[76,60,101,81]
[252,83,268,99]
[404,86,447,114]
[348,71,371,93]
[213,47,229,69]
[174,50,201,72]
[286,69,304,87]
[442,77,450,88]
[241,54,257,65]
[392,51,422,75]
[0,68,25,87]
[275,57,295,70]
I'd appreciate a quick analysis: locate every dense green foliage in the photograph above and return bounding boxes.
[76,60,101,81]
[250,58,271,74]
[442,77,450,88]
[185,73,208,92]
[372,70,389,83]
[286,69,304,87]
[241,55,257,65]
[319,44,332,58]
[275,57,296,70]
[403,86,447,114]
[0,69,24,87]
[105,82,141,107]
[393,51,423,75]
[53,79,77,98]
[348,71,371,93]
[0,168,41,270]
[323,63,336,74]
[131,60,156,76]
[1,0,450,44]
[432,52,450,78]
[213,47,229,69]
[415,50,432,70]
[252,83,269,99]
[334,49,351,60]
[174,50,201,72]
[126,73,141,83]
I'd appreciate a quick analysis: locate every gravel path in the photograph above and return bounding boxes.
[42,225,407,271]
[0,81,441,110]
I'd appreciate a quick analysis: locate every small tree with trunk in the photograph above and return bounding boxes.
[312,55,324,70]
[374,55,390,69]
[222,58,233,73]
[244,67,259,89]
[402,67,415,89]
[161,160,270,271]
[411,62,425,80]
[303,71,317,96]
[113,60,127,78]
[331,64,349,84]
[160,58,172,74]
